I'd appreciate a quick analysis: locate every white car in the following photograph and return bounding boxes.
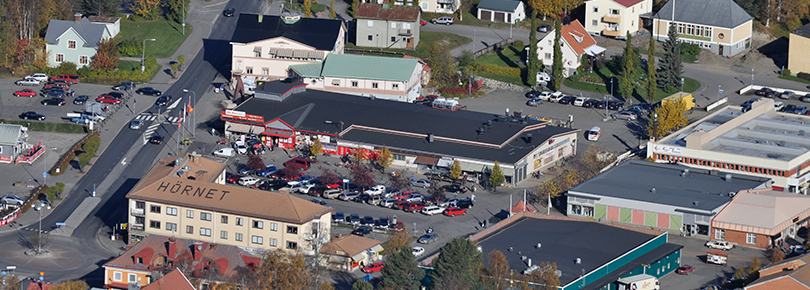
[705,240,733,250]
[15,78,40,86]
[537,91,553,101]
[364,185,386,195]
[233,141,248,155]
[412,246,425,257]
[379,198,398,208]
[421,206,445,215]
[212,148,235,157]
[26,73,48,82]
[573,97,587,107]
[238,176,259,186]
[291,183,316,194]
[774,101,785,111]
[1,194,25,206]
[548,93,565,103]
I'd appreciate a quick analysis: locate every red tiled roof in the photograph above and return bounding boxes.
[611,0,644,8]
[510,200,537,213]
[142,269,195,290]
[355,3,420,22]
[26,282,56,290]
[560,20,597,56]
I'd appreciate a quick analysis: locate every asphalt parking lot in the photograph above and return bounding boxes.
[660,235,768,290]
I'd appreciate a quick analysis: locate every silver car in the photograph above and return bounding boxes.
[129,119,142,130]
[1,194,25,205]
[417,233,439,244]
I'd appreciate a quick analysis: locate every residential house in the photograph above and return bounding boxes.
[125,153,334,253]
[584,0,652,38]
[141,269,195,290]
[745,253,810,290]
[44,13,112,68]
[536,19,606,77]
[87,15,121,38]
[230,12,347,88]
[566,160,771,237]
[355,3,421,49]
[289,53,425,102]
[319,234,384,272]
[650,0,753,57]
[419,0,460,14]
[476,0,525,24]
[711,188,810,249]
[788,23,810,75]
[103,235,262,290]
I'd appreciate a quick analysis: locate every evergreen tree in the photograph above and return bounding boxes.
[380,245,425,290]
[430,238,483,289]
[657,23,683,91]
[528,10,540,86]
[351,279,373,290]
[551,19,563,90]
[619,32,635,99]
[489,161,505,189]
[645,34,657,103]
[351,0,359,16]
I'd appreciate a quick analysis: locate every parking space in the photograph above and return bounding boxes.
[660,235,768,290]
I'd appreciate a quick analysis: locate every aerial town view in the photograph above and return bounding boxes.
[1,0,810,289]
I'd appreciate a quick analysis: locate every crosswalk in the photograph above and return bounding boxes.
[135,114,179,123]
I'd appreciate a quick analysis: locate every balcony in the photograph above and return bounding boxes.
[602,28,621,37]
[602,14,621,23]
[130,224,144,232]
[131,208,144,216]
[399,29,413,36]
[436,0,454,4]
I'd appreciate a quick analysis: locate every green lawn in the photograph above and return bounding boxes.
[346,31,470,59]
[565,66,701,103]
[0,120,87,133]
[479,72,528,87]
[118,19,192,58]
[421,11,533,30]
[117,60,140,72]
[780,74,810,85]
[476,44,526,68]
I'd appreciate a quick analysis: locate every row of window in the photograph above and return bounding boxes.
[243,67,270,75]
[329,79,400,90]
[147,220,297,248]
[54,54,89,65]
[365,20,413,29]
[145,203,297,232]
[655,154,792,177]
[714,229,757,244]
[111,272,139,283]
[675,23,713,38]
[366,35,413,44]
[250,50,321,62]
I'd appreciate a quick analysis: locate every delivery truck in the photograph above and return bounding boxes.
[616,274,660,290]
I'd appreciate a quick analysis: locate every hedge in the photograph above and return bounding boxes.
[43,182,65,201]
[478,63,522,77]
[51,132,99,176]
[799,72,810,81]
[41,56,160,85]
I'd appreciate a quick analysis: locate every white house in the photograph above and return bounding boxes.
[476,0,525,24]
[536,20,606,77]
[419,0,460,14]
[584,0,652,39]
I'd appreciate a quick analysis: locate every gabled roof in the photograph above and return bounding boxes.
[510,200,536,213]
[748,254,810,290]
[231,14,344,51]
[591,0,645,8]
[44,18,109,47]
[477,0,522,12]
[547,20,598,56]
[141,269,195,290]
[290,54,419,82]
[792,23,810,39]
[355,3,420,22]
[654,0,752,28]
[320,235,383,258]
[713,189,810,236]
[0,124,22,145]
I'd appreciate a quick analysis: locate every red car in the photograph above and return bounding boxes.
[226,173,243,184]
[405,202,427,212]
[676,265,695,275]
[393,200,410,210]
[362,262,385,273]
[322,179,343,189]
[419,19,427,26]
[443,207,467,217]
[14,89,36,97]
[53,74,79,84]
[391,192,410,200]
[97,95,122,104]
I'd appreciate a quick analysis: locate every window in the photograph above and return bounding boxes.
[392,84,399,90]
[262,68,269,75]
[246,67,253,74]
[677,23,684,34]
[55,54,64,63]
[221,216,228,224]
[149,220,161,229]
[235,233,243,241]
[404,23,411,29]
[746,233,756,244]
[252,236,263,244]
[67,40,76,49]
[167,207,177,216]
[686,24,694,35]
[592,19,598,26]
[287,226,298,234]
[696,26,703,37]
[705,27,712,37]
[201,212,212,221]
[391,22,397,28]
[253,220,263,229]
[367,35,373,41]
[548,40,552,46]
[421,2,428,9]
[391,36,396,42]
[113,272,122,281]
[270,223,278,231]
[286,241,298,249]
[200,283,210,290]
[715,229,725,240]
[186,210,194,218]
[332,79,340,86]
[394,154,405,161]
[200,228,212,236]
[610,9,619,15]
[367,20,374,27]
[221,231,228,239]
[135,201,145,210]
[592,6,598,12]
[166,222,177,232]
[236,217,244,226]
[270,238,278,247]
[186,225,193,234]
[135,216,145,225]
[351,81,358,87]
[545,53,552,60]
[254,50,261,57]
[372,83,379,89]
[79,55,88,65]
[150,205,161,213]
[128,274,136,283]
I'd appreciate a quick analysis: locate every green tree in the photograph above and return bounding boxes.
[430,238,483,289]
[311,139,323,156]
[351,279,374,290]
[489,161,505,189]
[450,160,462,180]
[619,32,635,99]
[412,0,420,8]
[165,0,189,24]
[577,54,589,74]
[329,0,337,19]
[178,55,186,66]
[351,0,359,16]
[380,245,425,290]
[657,23,683,91]
[551,19,563,90]
[527,10,540,86]
[645,34,657,103]
[647,98,688,140]
[80,0,120,16]
[377,146,393,168]
[481,250,510,290]
[304,0,313,17]
[426,42,457,85]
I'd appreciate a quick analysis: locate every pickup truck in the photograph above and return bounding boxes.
[364,185,386,195]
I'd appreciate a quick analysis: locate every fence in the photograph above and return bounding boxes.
[345,48,406,57]
[473,38,515,58]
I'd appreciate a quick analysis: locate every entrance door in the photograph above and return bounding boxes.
[406,37,414,49]
[719,45,724,56]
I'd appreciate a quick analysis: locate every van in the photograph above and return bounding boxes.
[587,126,601,141]
[284,157,313,170]
[322,189,342,199]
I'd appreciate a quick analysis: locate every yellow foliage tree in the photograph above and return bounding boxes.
[385,226,410,253]
[529,0,563,20]
[257,250,312,290]
[130,0,161,18]
[53,280,89,290]
[647,98,688,140]
[536,178,562,206]
[450,160,462,180]
[310,139,323,156]
[377,146,393,168]
[304,0,313,17]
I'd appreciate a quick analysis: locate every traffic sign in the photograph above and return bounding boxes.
[42,172,47,178]
[363,274,372,282]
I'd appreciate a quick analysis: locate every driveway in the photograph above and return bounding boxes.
[422,23,541,56]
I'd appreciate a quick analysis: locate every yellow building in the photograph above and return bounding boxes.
[788,23,810,75]
[649,0,753,57]
[661,92,695,110]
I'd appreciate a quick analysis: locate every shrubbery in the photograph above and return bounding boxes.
[117,37,141,57]
[51,133,100,175]
[43,182,65,201]
[478,63,521,77]
[798,72,810,81]
[680,43,701,56]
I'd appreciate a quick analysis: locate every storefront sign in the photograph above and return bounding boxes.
[653,145,682,154]
[221,110,264,123]
[155,181,230,200]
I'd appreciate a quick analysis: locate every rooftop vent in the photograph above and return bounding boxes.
[693,201,699,206]
[509,247,513,252]
[536,243,541,249]
[778,140,786,147]
[800,130,805,136]
[650,188,656,193]
[725,174,732,182]
[575,258,581,264]
[428,133,434,143]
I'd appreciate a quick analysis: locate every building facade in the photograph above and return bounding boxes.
[788,23,810,76]
[584,0,652,38]
[537,20,606,77]
[711,188,810,249]
[44,14,112,68]
[355,3,421,49]
[650,0,752,57]
[476,0,526,24]
[419,0,460,14]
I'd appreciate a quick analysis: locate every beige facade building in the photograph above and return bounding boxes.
[650,0,753,57]
[789,23,810,75]
[584,0,652,38]
[126,153,333,254]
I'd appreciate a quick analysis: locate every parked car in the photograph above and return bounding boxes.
[404,193,424,202]
[360,216,375,226]
[573,97,588,106]
[405,202,428,212]
[238,176,260,186]
[380,198,398,208]
[582,99,597,108]
[41,89,67,98]
[456,198,474,208]
[212,148,235,157]
[73,95,89,105]
[155,95,173,106]
[393,200,410,210]
[431,16,454,25]
[41,98,66,106]
[412,246,425,257]
[548,93,565,103]
[780,91,796,99]
[257,164,278,177]
[608,101,624,110]
[71,116,91,124]
[442,184,467,193]
[781,104,797,113]
[755,87,773,96]
[136,87,162,96]
[705,240,734,250]
[443,207,467,216]
[283,157,313,170]
[438,198,458,207]
[225,173,243,184]
[223,7,236,17]
[352,226,372,236]
[677,265,695,275]
[347,214,361,225]
[421,206,445,215]
[801,95,810,103]
[310,198,331,207]
[53,74,79,84]
[149,135,164,144]
[537,24,551,32]
[558,96,576,105]
[417,233,439,244]
[14,89,37,97]
[612,111,637,120]
[15,78,40,86]
[332,211,345,222]
[419,19,427,26]
[129,119,143,130]
[364,185,386,195]
[1,194,25,205]
[525,90,541,98]
[232,141,248,155]
[526,98,543,107]
[26,73,48,82]
[96,95,121,104]
[19,111,45,121]
[362,262,385,273]
[374,217,390,229]
[410,179,431,188]
[338,192,360,201]
[112,81,136,90]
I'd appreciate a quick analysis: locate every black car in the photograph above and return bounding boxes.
[782,104,798,113]
[558,96,576,105]
[375,217,390,228]
[525,90,541,98]
[148,135,164,144]
[595,100,607,109]
[41,98,66,106]
[40,88,65,98]
[112,81,136,90]
[608,101,624,110]
[355,194,371,203]
[360,216,375,226]
[155,94,173,106]
[456,198,474,209]
[19,111,45,121]
[73,95,89,105]
[352,226,372,236]
[755,87,773,96]
[332,211,345,222]
[442,184,468,193]
[223,7,236,17]
[582,99,598,108]
[258,179,287,191]
[347,214,361,225]
[136,87,162,96]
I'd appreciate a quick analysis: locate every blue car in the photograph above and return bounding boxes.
[332,211,345,222]
[257,164,278,177]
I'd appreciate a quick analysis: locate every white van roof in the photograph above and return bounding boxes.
[590,126,600,131]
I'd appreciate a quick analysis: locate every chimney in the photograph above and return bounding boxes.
[258,14,263,23]
[74,13,82,22]
[167,238,177,258]
[193,243,206,262]
[428,133,434,143]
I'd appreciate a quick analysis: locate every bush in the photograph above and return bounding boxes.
[798,72,810,81]
[783,68,792,76]
[177,55,186,65]
[77,152,91,168]
[117,37,141,57]
[512,40,525,49]
[680,43,701,56]
[43,182,65,201]
[479,63,521,77]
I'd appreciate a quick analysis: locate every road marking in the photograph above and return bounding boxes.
[121,158,127,165]
[166,99,182,110]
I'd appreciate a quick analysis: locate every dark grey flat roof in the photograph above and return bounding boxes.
[581,243,683,290]
[569,160,770,211]
[231,14,343,50]
[477,218,658,286]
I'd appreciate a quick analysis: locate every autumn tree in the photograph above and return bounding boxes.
[481,250,510,290]
[53,280,89,290]
[645,34,657,104]
[92,38,119,72]
[535,178,562,207]
[749,257,762,274]
[80,0,120,16]
[166,0,189,24]
[304,0,313,17]
[247,154,266,172]
[351,148,368,163]
[551,19,563,90]
[426,42,457,85]
[489,161,505,189]
[450,160,462,180]
[657,23,683,92]
[311,139,323,156]
[351,0,359,16]
[427,182,446,200]
[5,275,21,290]
[377,147,394,168]
[770,248,785,263]
[350,163,376,188]
[130,0,161,19]
[380,245,425,290]
[320,168,340,185]
[619,32,635,99]
[530,0,561,20]
[430,238,483,289]
[352,279,374,290]
[282,163,303,179]
[256,250,312,290]
[526,262,560,290]
[329,0,336,19]
[647,97,688,140]
[385,226,411,253]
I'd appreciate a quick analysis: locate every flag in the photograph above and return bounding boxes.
[177,110,182,129]
[187,99,193,113]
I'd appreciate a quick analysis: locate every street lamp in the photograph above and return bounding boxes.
[182,0,186,36]
[141,38,156,73]
[752,68,755,87]
[183,89,196,138]
[473,29,477,54]
[34,201,51,254]
[653,113,659,142]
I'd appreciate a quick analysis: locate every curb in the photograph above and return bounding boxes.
[95,225,124,256]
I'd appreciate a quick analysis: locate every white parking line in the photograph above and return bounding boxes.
[166,99,182,110]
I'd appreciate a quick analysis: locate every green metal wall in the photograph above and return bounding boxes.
[670,215,683,230]
[595,204,607,220]
[644,212,657,227]
[620,208,632,223]
[605,249,682,290]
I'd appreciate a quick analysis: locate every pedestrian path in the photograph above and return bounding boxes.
[135,114,179,123]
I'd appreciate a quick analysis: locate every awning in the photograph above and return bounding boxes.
[351,252,365,261]
[227,123,251,134]
[414,155,439,165]
[328,255,348,263]
[437,158,454,168]
[277,49,294,58]
[268,48,278,55]
[250,126,265,134]
[584,45,606,56]
[293,50,309,58]
[308,51,325,60]
[369,244,383,253]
